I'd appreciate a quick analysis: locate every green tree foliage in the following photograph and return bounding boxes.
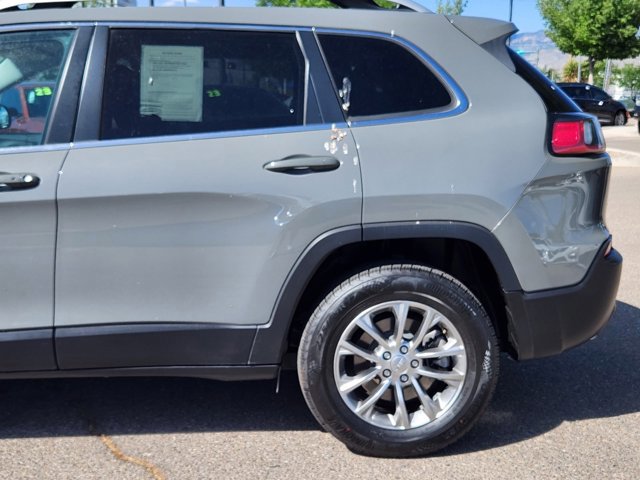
[562,57,611,85]
[618,64,640,96]
[436,0,467,15]
[538,0,640,83]
[256,0,334,7]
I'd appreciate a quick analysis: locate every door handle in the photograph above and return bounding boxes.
[263,155,340,174]
[0,172,40,191]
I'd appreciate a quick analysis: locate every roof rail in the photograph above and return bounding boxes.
[0,0,432,12]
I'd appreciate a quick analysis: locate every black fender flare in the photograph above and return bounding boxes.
[248,221,520,364]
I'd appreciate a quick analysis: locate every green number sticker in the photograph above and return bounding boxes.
[34,87,53,97]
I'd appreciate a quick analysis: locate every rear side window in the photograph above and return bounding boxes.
[591,87,609,101]
[101,29,305,140]
[562,86,589,99]
[318,34,452,119]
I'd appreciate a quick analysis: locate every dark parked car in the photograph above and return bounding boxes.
[558,82,628,125]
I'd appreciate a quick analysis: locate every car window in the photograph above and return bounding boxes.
[318,34,452,119]
[581,87,594,100]
[591,88,609,101]
[101,29,306,140]
[562,86,591,99]
[0,30,74,147]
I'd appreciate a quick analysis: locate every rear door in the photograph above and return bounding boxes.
[590,86,614,122]
[54,25,361,369]
[0,27,89,372]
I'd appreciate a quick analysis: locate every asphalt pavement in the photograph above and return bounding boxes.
[0,127,639,479]
[604,119,640,166]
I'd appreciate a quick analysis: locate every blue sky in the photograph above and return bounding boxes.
[151,0,546,33]
[423,0,545,32]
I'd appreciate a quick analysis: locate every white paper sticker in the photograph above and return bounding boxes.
[140,45,204,122]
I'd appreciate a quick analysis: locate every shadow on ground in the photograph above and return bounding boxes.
[0,301,638,454]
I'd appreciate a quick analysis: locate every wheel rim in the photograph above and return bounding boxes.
[615,112,625,125]
[333,300,468,430]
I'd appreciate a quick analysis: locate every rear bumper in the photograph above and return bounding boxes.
[505,241,622,360]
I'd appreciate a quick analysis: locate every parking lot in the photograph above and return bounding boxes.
[1,124,639,480]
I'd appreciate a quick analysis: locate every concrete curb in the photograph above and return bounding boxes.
[608,148,640,167]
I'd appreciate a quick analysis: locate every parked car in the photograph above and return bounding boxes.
[557,82,628,125]
[0,81,56,135]
[0,1,621,457]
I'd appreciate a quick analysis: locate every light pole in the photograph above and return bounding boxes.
[506,0,514,45]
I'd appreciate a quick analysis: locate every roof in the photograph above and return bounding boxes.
[0,6,515,53]
[0,5,426,28]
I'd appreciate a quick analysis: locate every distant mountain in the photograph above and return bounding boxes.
[509,30,640,73]
[510,30,555,51]
[509,30,570,71]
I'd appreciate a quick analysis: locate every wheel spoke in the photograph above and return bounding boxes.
[338,367,379,393]
[392,302,409,344]
[356,314,390,349]
[355,379,391,415]
[415,339,465,359]
[392,382,411,429]
[417,366,465,383]
[411,377,438,421]
[337,341,379,364]
[410,309,437,351]
[332,298,470,431]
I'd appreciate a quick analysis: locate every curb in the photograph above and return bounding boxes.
[608,148,640,167]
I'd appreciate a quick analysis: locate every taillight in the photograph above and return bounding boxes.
[551,118,605,155]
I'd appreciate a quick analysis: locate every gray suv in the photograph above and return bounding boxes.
[0,2,622,457]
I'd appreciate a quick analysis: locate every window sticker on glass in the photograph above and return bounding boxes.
[140,45,204,122]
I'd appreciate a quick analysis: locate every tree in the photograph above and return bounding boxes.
[256,0,334,7]
[537,0,640,83]
[562,58,611,85]
[436,0,467,15]
[618,64,640,97]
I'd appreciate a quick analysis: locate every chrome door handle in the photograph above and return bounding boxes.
[0,172,40,191]
[263,155,340,174]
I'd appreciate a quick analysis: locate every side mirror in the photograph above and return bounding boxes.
[0,105,10,129]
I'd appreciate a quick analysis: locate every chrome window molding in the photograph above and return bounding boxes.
[71,122,349,150]
[314,28,469,128]
[101,21,313,33]
[0,143,71,154]
[0,22,94,32]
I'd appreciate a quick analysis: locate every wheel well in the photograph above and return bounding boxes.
[286,237,512,358]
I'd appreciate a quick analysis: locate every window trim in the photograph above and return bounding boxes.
[76,22,321,143]
[0,21,470,149]
[314,28,469,127]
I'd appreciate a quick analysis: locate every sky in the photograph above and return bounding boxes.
[423,0,546,33]
[151,0,546,34]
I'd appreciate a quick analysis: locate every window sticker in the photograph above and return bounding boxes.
[140,45,204,122]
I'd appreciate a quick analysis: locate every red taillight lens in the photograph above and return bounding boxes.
[551,119,605,155]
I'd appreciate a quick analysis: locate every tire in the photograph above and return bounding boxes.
[297,264,499,457]
[614,111,626,126]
